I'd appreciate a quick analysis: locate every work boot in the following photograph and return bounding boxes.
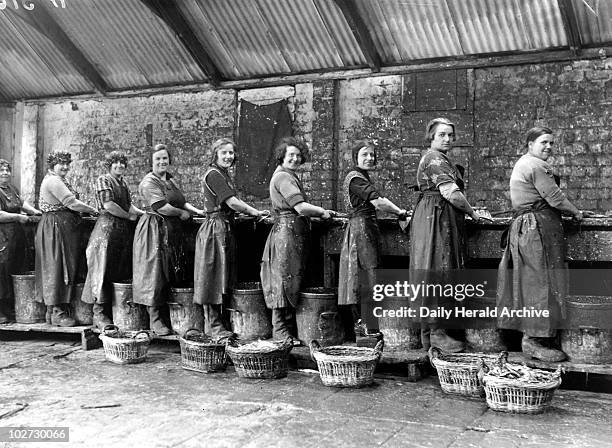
[465,329,508,353]
[521,335,566,362]
[92,303,112,331]
[205,305,234,342]
[51,306,76,327]
[430,328,464,353]
[147,306,171,336]
[420,327,431,350]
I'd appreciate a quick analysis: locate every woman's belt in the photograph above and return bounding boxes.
[512,199,553,219]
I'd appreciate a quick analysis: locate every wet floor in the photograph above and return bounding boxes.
[1,334,611,448]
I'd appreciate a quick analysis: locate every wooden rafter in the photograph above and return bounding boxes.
[140,0,222,87]
[333,0,381,72]
[558,0,583,54]
[10,3,108,95]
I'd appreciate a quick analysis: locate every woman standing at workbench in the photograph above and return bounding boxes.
[260,137,336,342]
[0,159,41,323]
[193,138,269,341]
[497,126,584,361]
[36,151,98,327]
[338,141,408,329]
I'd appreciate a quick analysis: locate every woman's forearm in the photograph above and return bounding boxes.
[226,196,259,216]
[103,201,131,219]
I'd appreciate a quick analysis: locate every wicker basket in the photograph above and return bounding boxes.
[226,338,293,379]
[483,365,562,414]
[310,339,384,388]
[429,347,505,397]
[179,328,227,373]
[98,324,152,365]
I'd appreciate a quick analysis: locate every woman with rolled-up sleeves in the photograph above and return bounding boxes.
[193,138,269,340]
[261,137,336,342]
[82,151,143,329]
[132,144,203,335]
[36,151,98,327]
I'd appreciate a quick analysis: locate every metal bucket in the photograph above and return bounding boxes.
[168,286,204,336]
[229,282,271,340]
[561,328,612,364]
[111,281,148,331]
[12,271,46,324]
[296,287,344,346]
[377,296,421,349]
[564,295,612,329]
[71,282,93,326]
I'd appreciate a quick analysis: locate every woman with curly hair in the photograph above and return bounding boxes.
[0,159,41,323]
[260,137,336,342]
[35,151,97,327]
[82,151,143,329]
[193,138,269,340]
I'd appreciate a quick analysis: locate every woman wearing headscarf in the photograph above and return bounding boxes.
[409,118,490,352]
[497,126,583,361]
[261,137,336,342]
[338,141,408,327]
[193,138,269,340]
[132,144,204,335]
[0,159,41,323]
[36,151,98,327]
[82,151,143,329]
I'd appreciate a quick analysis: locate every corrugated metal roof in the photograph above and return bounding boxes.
[0,0,611,100]
[0,11,93,100]
[43,0,207,89]
[180,0,356,79]
[571,0,612,45]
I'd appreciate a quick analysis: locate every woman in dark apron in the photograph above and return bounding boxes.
[0,159,41,323]
[497,126,583,361]
[193,138,269,340]
[82,151,143,330]
[338,141,408,329]
[132,144,203,336]
[409,118,490,352]
[35,151,98,327]
[261,137,336,342]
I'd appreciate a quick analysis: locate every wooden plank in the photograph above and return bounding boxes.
[139,0,222,87]
[332,0,381,72]
[508,352,612,376]
[0,322,100,351]
[9,3,108,95]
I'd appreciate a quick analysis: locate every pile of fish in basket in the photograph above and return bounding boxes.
[429,347,563,414]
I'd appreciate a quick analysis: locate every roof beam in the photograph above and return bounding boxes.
[140,0,222,87]
[10,3,108,95]
[558,0,583,54]
[333,0,381,72]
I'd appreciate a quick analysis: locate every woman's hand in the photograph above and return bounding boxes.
[179,209,191,221]
[16,214,29,224]
[321,209,336,220]
[256,209,271,221]
[195,209,206,217]
[573,210,584,221]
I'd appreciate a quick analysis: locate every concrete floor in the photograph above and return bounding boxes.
[1,334,611,448]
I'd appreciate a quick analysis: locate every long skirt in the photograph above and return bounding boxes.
[496,208,566,337]
[337,215,380,306]
[260,214,310,309]
[35,210,81,305]
[82,214,133,304]
[193,213,236,305]
[132,214,185,307]
[409,192,466,324]
[0,221,27,302]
